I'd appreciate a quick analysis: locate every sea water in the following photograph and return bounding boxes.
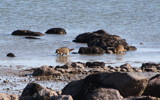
[0,0,160,68]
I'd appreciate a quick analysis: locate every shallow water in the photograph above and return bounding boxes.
[0,0,160,68]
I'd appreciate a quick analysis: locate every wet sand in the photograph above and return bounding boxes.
[0,66,67,95]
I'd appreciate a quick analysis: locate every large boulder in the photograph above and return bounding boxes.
[0,93,18,100]
[20,83,57,100]
[32,66,61,76]
[143,74,160,97]
[45,28,66,34]
[78,46,105,54]
[62,72,148,100]
[100,72,148,97]
[11,30,45,36]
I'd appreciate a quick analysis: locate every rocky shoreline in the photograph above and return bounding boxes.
[0,62,160,100]
[1,29,159,99]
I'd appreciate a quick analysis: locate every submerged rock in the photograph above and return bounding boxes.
[11,30,45,36]
[45,28,66,34]
[25,36,40,39]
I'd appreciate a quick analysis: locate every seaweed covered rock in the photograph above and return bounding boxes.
[45,28,66,34]
[73,29,137,53]
[11,30,45,36]
[78,46,105,54]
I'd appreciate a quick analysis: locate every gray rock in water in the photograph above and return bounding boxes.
[12,30,45,36]
[45,28,66,34]
[7,53,15,57]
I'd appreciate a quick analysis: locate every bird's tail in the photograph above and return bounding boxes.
[69,49,75,51]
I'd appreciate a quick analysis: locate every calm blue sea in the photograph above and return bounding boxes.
[0,0,160,68]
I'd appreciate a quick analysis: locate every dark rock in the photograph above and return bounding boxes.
[45,28,66,34]
[50,95,73,100]
[62,80,85,100]
[20,83,57,100]
[84,88,123,100]
[32,66,61,76]
[86,61,105,68]
[7,53,15,57]
[73,32,91,43]
[78,46,105,54]
[141,63,160,72]
[11,30,45,36]
[143,74,160,97]
[62,72,148,100]
[25,36,40,39]
[87,37,128,52]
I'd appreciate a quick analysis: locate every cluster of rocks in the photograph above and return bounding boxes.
[11,27,66,37]
[30,62,160,82]
[73,29,137,54]
[1,62,160,100]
